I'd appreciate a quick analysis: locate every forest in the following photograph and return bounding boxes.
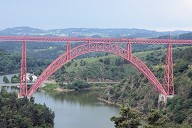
[0,90,54,128]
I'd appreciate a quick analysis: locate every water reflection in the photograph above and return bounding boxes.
[33,90,119,128]
[45,90,106,106]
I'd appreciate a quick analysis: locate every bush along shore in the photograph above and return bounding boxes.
[42,81,111,93]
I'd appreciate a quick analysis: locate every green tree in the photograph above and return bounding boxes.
[104,58,110,65]
[187,69,192,78]
[115,58,123,66]
[0,92,54,127]
[175,59,189,73]
[80,60,86,66]
[3,76,9,83]
[11,75,19,83]
[111,106,141,128]
[65,80,91,90]
[144,109,169,127]
[180,121,192,128]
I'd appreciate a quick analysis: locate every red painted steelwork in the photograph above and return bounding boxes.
[164,44,174,95]
[19,41,27,97]
[66,42,71,61]
[27,43,167,96]
[0,36,191,97]
[127,42,132,60]
[0,36,192,44]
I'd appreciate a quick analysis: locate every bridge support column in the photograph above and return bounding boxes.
[19,41,27,98]
[127,42,132,60]
[66,42,71,61]
[158,93,174,108]
[163,43,174,96]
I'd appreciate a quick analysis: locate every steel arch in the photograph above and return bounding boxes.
[27,43,167,96]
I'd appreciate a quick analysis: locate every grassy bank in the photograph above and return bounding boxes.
[42,82,111,94]
[42,83,59,92]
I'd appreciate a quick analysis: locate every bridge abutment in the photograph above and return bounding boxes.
[158,94,174,108]
[18,93,24,98]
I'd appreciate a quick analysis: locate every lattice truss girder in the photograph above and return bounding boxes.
[27,43,167,96]
[19,41,27,97]
[163,44,174,95]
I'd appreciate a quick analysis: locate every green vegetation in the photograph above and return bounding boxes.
[42,83,59,92]
[11,74,20,83]
[0,49,20,74]
[112,106,192,128]
[43,81,107,93]
[3,76,9,83]
[143,109,191,128]
[0,91,54,128]
[54,46,192,84]
[54,54,140,83]
[111,106,141,128]
[0,48,52,75]
[102,46,192,127]
[100,74,158,113]
[60,80,91,90]
[43,82,92,93]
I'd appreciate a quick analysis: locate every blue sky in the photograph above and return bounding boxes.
[0,0,192,31]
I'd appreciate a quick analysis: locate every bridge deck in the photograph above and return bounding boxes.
[0,36,192,44]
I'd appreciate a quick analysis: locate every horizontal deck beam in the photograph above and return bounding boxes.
[0,36,192,44]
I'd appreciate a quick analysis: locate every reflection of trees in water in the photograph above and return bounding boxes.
[47,90,104,107]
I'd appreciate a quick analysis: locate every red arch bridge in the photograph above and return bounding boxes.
[0,36,192,102]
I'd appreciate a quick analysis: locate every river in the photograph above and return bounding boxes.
[33,90,119,128]
[0,74,147,128]
[0,74,119,128]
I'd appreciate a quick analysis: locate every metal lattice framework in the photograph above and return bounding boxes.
[20,41,27,96]
[27,43,168,96]
[0,36,192,97]
[164,44,174,95]
[0,36,192,44]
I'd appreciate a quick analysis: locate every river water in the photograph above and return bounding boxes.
[33,90,119,128]
[0,74,147,128]
[1,74,120,127]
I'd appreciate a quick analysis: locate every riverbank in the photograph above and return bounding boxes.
[97,98,121,106]
[55,86,111,92]
[43,83,147,117]
[42,83,112,93]
[98,97,149,128]
[97,97,147,118]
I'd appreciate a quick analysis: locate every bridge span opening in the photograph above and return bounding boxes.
[1,36,192,102]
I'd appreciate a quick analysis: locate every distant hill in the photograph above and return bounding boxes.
[178,32,192,39]
[0,27,191,67]
[0,26,191,38]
